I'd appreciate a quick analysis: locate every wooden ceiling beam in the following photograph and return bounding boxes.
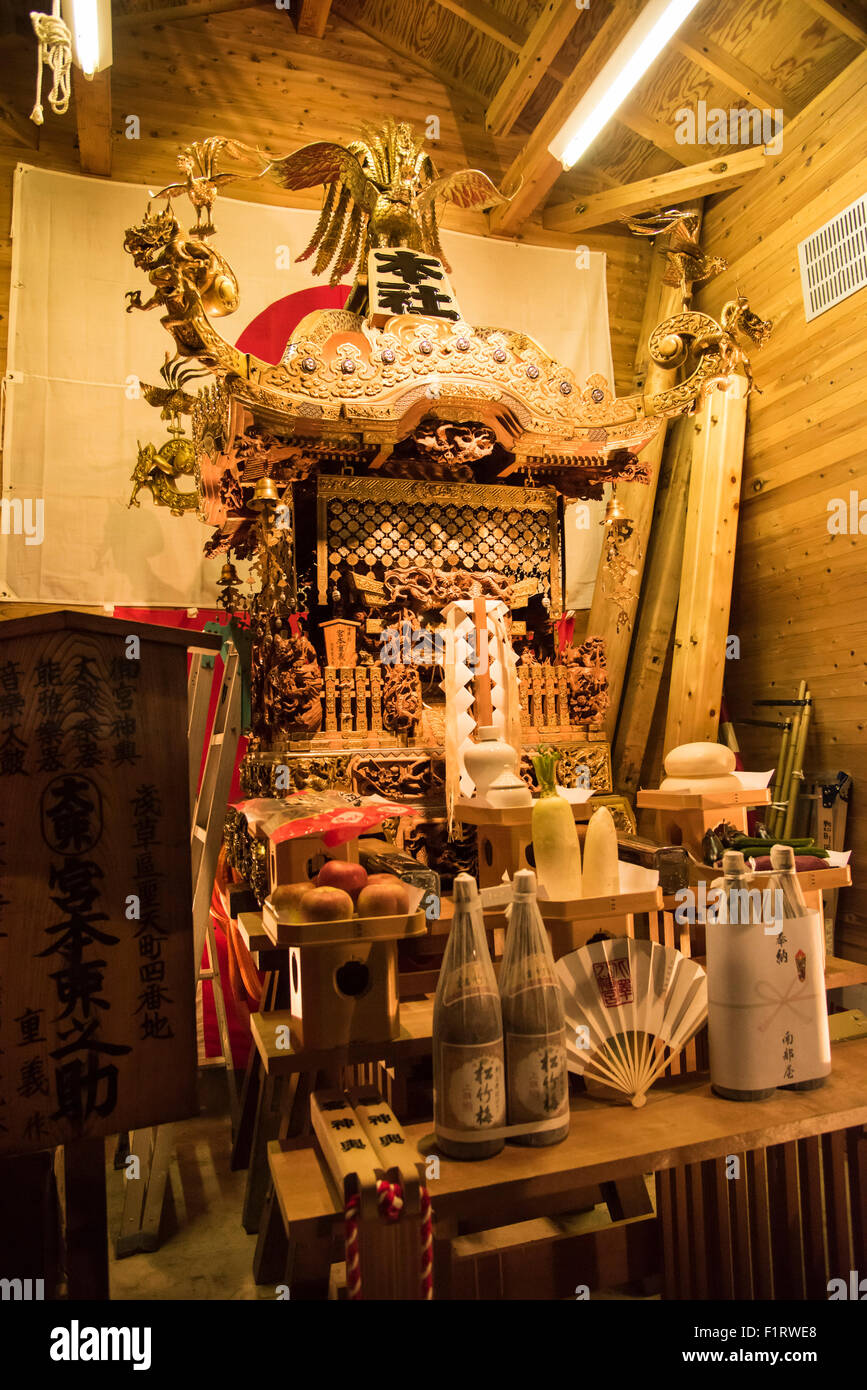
[614,98,712,166]
[542,144,770,232]
[672,23,797,117]
[0,98,38,149]
[297,0,333,38]
[485,0,579,135]
[488,0,649,235]
[114,0,265,26]
[800,0,867,46]
[431,0,524,54]
[72,68,112,177]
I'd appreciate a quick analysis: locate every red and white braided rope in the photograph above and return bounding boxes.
[344,1181,433,1300]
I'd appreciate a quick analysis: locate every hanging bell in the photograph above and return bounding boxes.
[220,562,239,584]
[602,488,627,527]
[250,476,280,509]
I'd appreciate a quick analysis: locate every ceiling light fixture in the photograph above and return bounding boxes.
[549,0,703,170]
[61,0,112,77]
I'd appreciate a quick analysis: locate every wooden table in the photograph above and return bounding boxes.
[267,1036,867,1300]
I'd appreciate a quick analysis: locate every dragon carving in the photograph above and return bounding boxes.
[129,437,198,515]
[124,206,240,363]
[693,296,774,395]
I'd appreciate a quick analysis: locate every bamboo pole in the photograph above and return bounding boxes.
[662,373,749,752]
[774,681,806,836]
[613,412,693,795]
[768,718,792,837]
[783,691,811,838]
[588,207,704,742]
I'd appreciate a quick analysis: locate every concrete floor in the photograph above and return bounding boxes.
[107,1078,271,1301]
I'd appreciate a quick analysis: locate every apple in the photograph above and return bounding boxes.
[299,885,355,923]
[316,859,368,902]
[356,880,410,917]
[269,881,312,923]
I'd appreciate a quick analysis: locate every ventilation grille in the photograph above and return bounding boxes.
[798,194,867,321]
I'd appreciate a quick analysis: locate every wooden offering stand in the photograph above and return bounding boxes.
[261,900,427,1049]
[636,786,771,858]
[455,799,663,958]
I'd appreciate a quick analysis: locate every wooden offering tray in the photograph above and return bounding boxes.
[537,887,664,922]
[636,788,771,811]
[636,787,771,858]
[262,902,428,947]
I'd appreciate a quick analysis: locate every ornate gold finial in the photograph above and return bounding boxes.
[150,137,267,237]
[260,116,512,307]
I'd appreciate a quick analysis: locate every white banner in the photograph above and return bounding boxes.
[2,164,614,606]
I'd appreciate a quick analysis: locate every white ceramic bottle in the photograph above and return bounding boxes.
[463,725,518,805]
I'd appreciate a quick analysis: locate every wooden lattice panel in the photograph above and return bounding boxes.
[317,476,560,609]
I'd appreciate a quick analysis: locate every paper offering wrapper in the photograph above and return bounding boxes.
[706,910,831,1093]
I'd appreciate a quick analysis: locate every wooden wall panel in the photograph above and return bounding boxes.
[697,50,867,964]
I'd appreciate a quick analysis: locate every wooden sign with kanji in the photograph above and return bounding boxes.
[0,611,218,1157]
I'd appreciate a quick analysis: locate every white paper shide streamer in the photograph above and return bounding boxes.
[441,598,521,831]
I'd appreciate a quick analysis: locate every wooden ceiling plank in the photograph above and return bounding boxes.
[72,67,112,177]
[332,3,486,101]
[672,23,797,117]
[800,0,867,45]
[489,0,649,234]
[114,0,266,26]
[542,144,769,233]
[297,0,333,38]
[0,99,38,149]
[485,0,579,136]
[431,0,524,54]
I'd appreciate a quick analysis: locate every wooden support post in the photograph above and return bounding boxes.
[64,1138,109,1299]
[588,207,703,742]
[613,413,693,794]
[663,374,750,752]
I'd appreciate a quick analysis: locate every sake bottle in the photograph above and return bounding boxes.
[433,873,505,1159]
[770,844,826,1092]
[499,869,570,1146]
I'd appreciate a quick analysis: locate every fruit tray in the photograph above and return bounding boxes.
[261,903,428,948]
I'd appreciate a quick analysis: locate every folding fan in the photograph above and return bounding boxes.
[556,938,708,1107]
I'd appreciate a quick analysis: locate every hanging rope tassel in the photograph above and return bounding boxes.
[29,2,73,126]
[344,1181,433,1300]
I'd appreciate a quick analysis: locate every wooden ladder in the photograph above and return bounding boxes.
[192,642,242,1126]
[116,640,242,1256]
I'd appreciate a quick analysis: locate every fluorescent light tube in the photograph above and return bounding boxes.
[61,0,113,77]
[549,0,702,169]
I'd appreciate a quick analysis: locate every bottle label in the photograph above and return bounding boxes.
[436,1041,506,1134]
[500,951,557,1000]
[441,961,498,1007]
[505,1030,569,1124]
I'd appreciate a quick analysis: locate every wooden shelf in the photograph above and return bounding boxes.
[269,1036,867,1241]
[250,996,435,1075]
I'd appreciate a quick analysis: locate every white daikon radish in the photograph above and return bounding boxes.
[582,806,620,898]
[531,750,582,901]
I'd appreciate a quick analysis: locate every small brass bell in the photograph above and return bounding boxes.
[250,476,279,509]
[220,562,239,584]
